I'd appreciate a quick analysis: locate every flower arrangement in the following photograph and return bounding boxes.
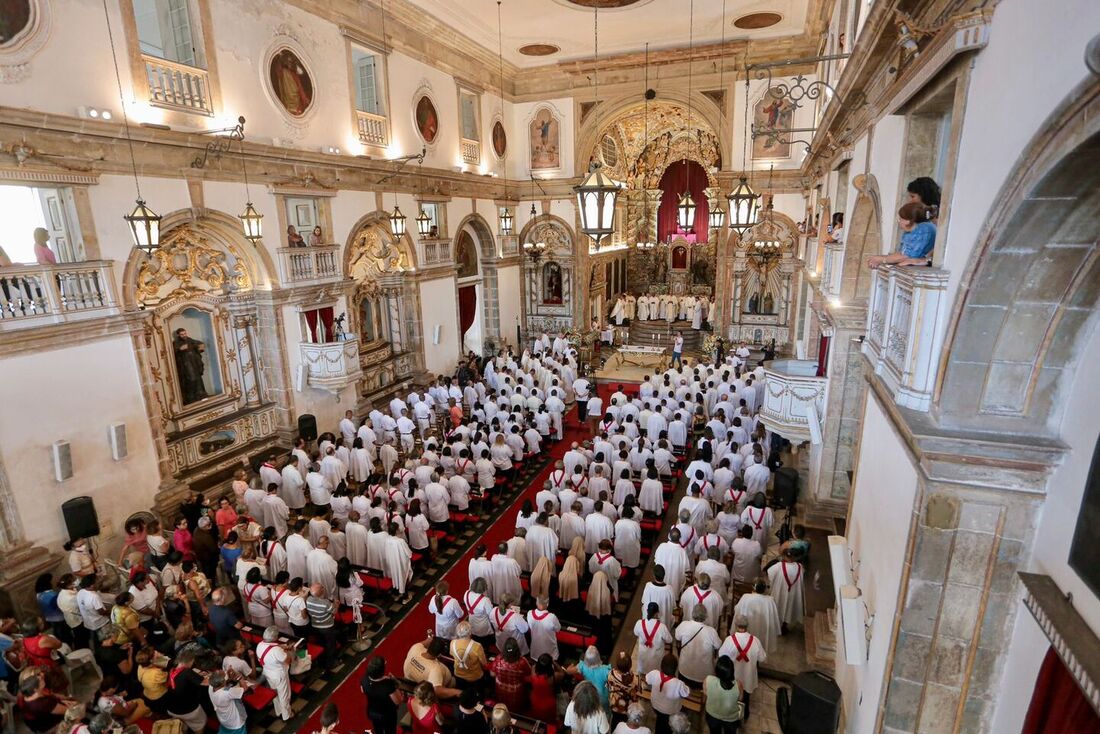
[702,333,723,356]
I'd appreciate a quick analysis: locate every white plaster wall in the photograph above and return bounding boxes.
[989,316,1100,731]
[940,0,1100,300]
[836,392,920,733]
[0,336,161,551]
[330,190,379,249]
[419,276,460,374]
[512,98,575,179]
[497,264,522,350]
[866,115,906,255]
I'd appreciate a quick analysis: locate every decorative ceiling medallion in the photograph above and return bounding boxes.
[734,12,783,30]
[518,43,560,57]
[564,0,646,7]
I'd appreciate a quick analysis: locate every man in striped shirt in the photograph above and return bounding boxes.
[305,583,338,667]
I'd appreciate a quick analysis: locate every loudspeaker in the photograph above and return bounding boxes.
[108,423,128,461]
[52,440,73,482]
[297,414,318,442]
[62,496,100,541]
[772,466,800,509]
[782,671,842,734]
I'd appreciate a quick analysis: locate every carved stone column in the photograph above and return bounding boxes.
[0,452,62,617]
[231,313,262,408]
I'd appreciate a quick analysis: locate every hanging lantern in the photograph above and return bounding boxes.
[727,176,761,233]
[574,161,620,248]
[677,191,696,232]
[125,198,162,255]
[389,205,407,237]
[499,207,514,236]
[239,201,263,242]
[415,208,432,237]
[708,204,726,230]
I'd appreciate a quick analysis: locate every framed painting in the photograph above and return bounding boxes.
[530,108,560,170]
[415,94,439,144]
[492,119,507,158]
[752,93,795,160]
[269,48,314,117]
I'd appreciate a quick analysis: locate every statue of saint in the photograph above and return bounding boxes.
[174,328,209,404]
[747,292,760,314]
[762,292,775,314]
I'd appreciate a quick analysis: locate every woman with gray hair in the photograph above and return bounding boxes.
[450,620,489,693]
[564,680,612,734]
[668,713,692,734]
[567,645,612,709]
[611,702,651,734]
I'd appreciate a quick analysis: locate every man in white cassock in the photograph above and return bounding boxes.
[695,546,731,600]
[679,572,724,630]
[733,581,783,654]
[339,410,357,446]
[259,455,282,493]
[691,298,704,329]
[718,615,768,719]
[280,457,307,511]
[306,536,338,600]
[614,509,642,568]
[640,565,676,628]
[767,551,805,630]
[366,524,388,572]
[491,543,523,604]
[383,524,413,595]
[505,529,530,573]
[674,604,722,684]
[468,546,495,600]
[653,528,691,597]
[285,522,312,582]
[559,504,586,550]
[320,447,347,490]
[610,296,626,326]
[527,597,560,660]
[525,516,558,575]
[583,504,614,554]
[261,485,290,538]
[637,296,650,321]
[345,511,369,567]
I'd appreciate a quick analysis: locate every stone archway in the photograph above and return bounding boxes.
[838,173,883,301]
[937,76,1100,435]
[453,214,499,354]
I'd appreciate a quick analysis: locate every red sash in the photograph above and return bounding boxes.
[641,619,660,648]
[782,562,802,590]
[550,471,566,487]
[399,469,411,483]
[273,588,288,610]
[257,642,278,666]
[748,508,765,529]
[731,633,754,662]
[658,672,674,691]
[692,586,711,604]
[465,593,485,615]
[245,583,261,603]
[265,541,278,562]
[679,528,695,548]
[531,610,550,622]
[457,459,470,475]
[595,552,613,566]
[494,609,514,631]
[728,489,745,505]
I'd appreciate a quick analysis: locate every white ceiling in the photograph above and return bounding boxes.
[404,0,811,68]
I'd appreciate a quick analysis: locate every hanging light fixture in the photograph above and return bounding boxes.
[636,44,655,250]
[729,71,761,233]
[573,4,620,249]
[708,0,728,232]
[676,0,697,234]
[390,202,407,237]
[495,1,514,236]
[234,118,263,243]
[413,159,432,237]
[102,0,161,253]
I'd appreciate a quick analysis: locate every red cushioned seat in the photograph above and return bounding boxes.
[290,681,305,694]
[244,685,277,710]
[557,629,597,648]
[411,552,424,563]
[135,719,153,734]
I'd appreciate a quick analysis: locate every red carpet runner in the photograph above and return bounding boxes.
[302,383,631,731]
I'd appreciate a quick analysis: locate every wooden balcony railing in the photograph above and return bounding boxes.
[461,138,481,165]
[143,54,213,114]
[275,246,342,287]
[0,261,122,331]
[356,110,389,146]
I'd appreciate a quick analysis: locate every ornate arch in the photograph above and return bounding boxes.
[518,213,576,259]
[837,173,883,301]
[343,211,417,295]
[453,213,498,261]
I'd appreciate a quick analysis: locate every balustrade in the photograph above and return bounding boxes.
[299,337,363,393]
[143,55,213,114]
[0,261,121,330]
[276,246,342,287]
[356,110,389,146]
[863,264,949,411]
[461,138,481,165]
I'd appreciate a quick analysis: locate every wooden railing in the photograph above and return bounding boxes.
[0,261,121,330]
[143,54,213,114]
[355,110,388,146]
[461,138,480,165]
[275,245,342,286]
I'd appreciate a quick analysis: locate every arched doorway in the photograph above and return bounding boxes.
[453,227,482,355]
[657,159,710,242]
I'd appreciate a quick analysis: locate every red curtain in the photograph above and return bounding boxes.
[319,306,335,343]
[657,159,710,244]
[817,335,831,377]
[304,309,318,343]
[303,306,336,343]
[1022,647,1100,734]
[458,285,477,346]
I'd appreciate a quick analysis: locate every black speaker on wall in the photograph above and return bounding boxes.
[778,671,842,734]
[297,413,318,442]
[61,496,100,542]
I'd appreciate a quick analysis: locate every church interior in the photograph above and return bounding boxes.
[1,0,1099,732]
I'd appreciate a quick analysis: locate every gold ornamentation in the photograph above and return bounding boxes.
[135,229,253,306]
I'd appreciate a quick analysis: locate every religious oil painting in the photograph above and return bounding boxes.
[269,48,314,117]
[542,262,563,305]
[454,230,478,279]
[170,307,224,406]
[752,92,795,160]
[415,95,439,144]
[530,108,560,170]
[198,429,237,456]
[492,119,507,158]
[0,0,31,45]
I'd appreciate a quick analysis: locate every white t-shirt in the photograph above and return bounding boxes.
[564,702,612,734]
[612,725,652,734]
[210,685,247,729]
[645,669,690,715]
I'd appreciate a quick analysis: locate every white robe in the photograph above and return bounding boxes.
[733,592,782,654]
[633,618,673,675]
[280,466,307,509]
[614,518,642,568]
[285,534,312,583]
[692,301,704,329]
[383,534,413,593]
[491,554,522,604]
[492,607,529,656]
[674,620,721,683]
[718,631,767,693]
[345,522,369,567]
[653,541,690,597]
[366,530,389,572]
[306,548,338,599]
[730,537,763,583]
[767,561,805,627]
[350,448,372,483]
[583,512,614,554]
[468,557,496,600]
[527,609,560,660]
[525,526,558,575]
[679,585,724,630]
[261,494,290,538]
[640,581,676,628]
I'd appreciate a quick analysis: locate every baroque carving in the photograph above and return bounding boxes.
[135,230,252,306]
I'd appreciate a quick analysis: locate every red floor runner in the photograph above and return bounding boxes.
[301,381,634,731]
